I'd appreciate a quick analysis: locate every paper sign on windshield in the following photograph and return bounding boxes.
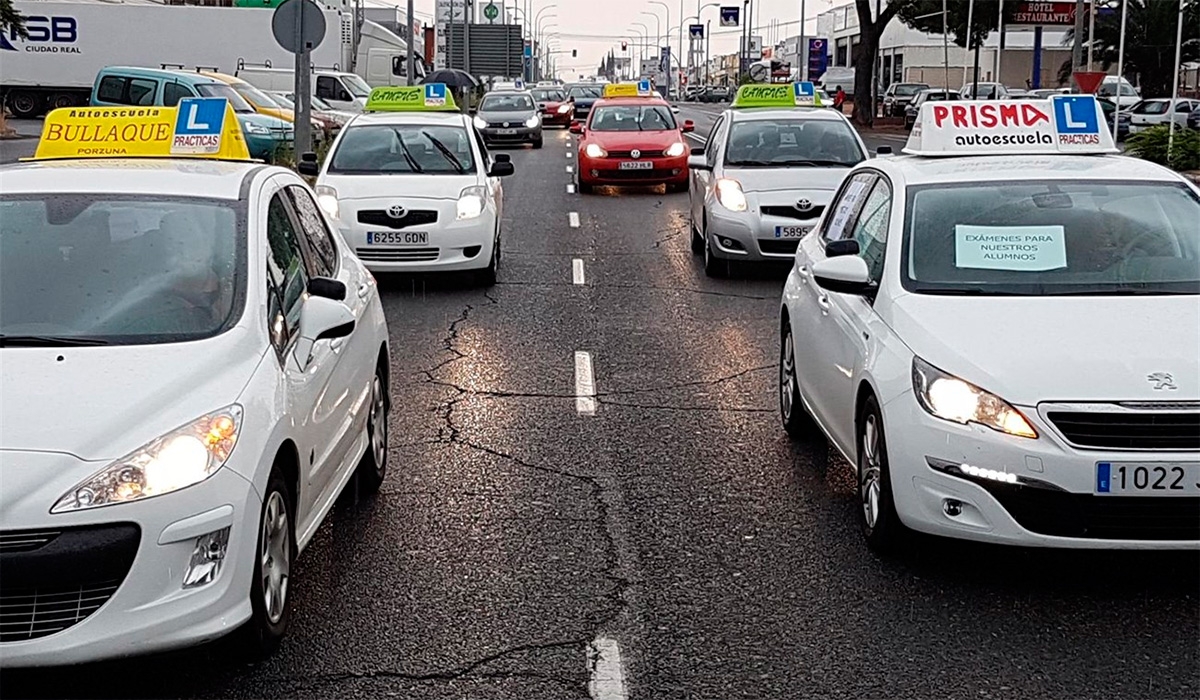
[955,225,1067,271]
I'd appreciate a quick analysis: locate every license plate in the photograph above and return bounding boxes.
[774,225,811,238]
[367,231,428,246]
[496,128,517,135]
[1095,462,1200,496]
[619,161,654,170]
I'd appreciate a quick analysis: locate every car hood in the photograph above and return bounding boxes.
[724,167,850,194]
[0,330,266,461]
[479,110,536,123]
[538,100,565,110]
[887,294,1200,405]
[239,112,292,130]
[587,129,682,150]
[320,172,479,201]
[571,97,599,107]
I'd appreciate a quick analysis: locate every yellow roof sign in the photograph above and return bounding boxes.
[33,98,252,161]
[603,80,655,98]
[732,82,823,109]
[365,84,458,111]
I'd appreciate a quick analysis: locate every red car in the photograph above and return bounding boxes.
[571,96,694,193]
[532,87,574,127]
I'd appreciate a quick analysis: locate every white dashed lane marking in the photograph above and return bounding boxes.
[574,352,597,416]
[572,258,585,284]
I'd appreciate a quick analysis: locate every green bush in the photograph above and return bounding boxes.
[1125,124,1200,172]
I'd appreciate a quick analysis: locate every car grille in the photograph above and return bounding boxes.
[758,239,801,255]
[357,209,438,230]
[607,150,665,158]
[980,482,1200,540]
[0,523,139,642]
[1047,410,1200,450]
[356,247,440,262]
[761,205,825,220]
[599,168,676,180]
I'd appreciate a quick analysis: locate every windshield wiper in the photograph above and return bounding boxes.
[421,131,466,173]
[775,158,853,167]
[391,130,424,173]
[0,334,110,347]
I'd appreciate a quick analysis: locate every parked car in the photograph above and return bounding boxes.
[1097,97,1132,140]
[958,82,1009,99]
[881,82,930,117]
[1029,88,1071,99]
[904,88,959,129]
[1097,76,1141,107]
[1128,98,1200,134]
[702,86,732,103]
[1188,104,1200,130]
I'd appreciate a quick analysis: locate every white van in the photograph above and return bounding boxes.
[237,67,371,112]
[1097,75,1141,108]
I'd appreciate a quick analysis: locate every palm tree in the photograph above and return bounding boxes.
[1063,0,1199,98]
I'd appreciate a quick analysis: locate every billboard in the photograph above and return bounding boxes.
[719,6,739,27]
[1007,2,1077,26]
[807,37,828,80]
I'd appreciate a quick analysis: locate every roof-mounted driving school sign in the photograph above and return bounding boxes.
[905,95,1117,157]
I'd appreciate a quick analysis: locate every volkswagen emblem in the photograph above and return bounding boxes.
[1147,372,1178,391]
[502,122,510,127]
[631,149,641,159]
[794,198,814,212]
[386,205,407,219]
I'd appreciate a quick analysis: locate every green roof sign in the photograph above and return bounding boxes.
[732,82,824,109]
[365,84,459,112]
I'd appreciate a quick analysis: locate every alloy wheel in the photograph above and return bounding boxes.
[260,491,291,625]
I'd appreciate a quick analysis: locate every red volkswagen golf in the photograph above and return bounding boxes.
[572,92,694,193]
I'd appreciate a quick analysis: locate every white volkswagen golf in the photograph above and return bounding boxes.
[779,96,1200,551]
[0,135,390,664]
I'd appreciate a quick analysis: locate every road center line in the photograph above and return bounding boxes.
[567,184,576,194]
[568,212,580,228]
[574,351,597,416]
[587,636,627,700]
[566,151,573,158]
[572,258,585,284]
[567,165,574,173]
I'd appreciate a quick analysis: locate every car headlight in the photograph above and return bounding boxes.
[557,104,571,114]
[911,357,1037,438]
[51,406,243,513]
[584,143,606,158]
[525,114,541,128]
[665,142,687,157]
[243,122,270,135]
[715,178,747,212]
[473,116,488,129]
[456,185,488,220]
[315,184,339,219]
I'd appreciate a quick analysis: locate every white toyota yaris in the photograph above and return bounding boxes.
[0,159,390,666]
[779,98,1200,551]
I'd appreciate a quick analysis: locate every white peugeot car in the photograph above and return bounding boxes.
[309,108,514,284]
[779,96,1200,551]
[0,158,390,666]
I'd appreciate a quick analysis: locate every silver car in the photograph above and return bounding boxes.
[473,90,544,148]
[687,108,869,277]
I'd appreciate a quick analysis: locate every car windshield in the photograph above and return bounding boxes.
[894,84,927,97]
[328,124,476,174]
[568,86,603,99]
[0,195,243,345]
[903,181,1200,296]
[480,94,535,111]
[264,92,293,109]
[589,104,676,131]
[195,83,255,113]
[1134,101,1170,114]
[342,74,372,98]
[1099,82,1139,97]
[724,120,864,167]
[311,96,335,110]
[229,81,282,111]
[532,89,565,102]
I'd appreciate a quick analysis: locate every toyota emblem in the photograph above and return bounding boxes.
[387,205,408,219]
[794,198,814,212]
[631,149,641,159]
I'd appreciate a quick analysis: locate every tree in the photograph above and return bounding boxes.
[898,1,1002,50]
[850,0,908,126]
[0,0,27,38]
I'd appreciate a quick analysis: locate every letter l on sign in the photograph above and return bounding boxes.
[185,104,211,131]
[1063,100,1087,129]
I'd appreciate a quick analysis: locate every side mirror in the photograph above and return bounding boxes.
[295,295,356,365]
[825,238,860,258]
[307,276,346,301]
[494,153,511,163]
[681,119,695,133]
[297,151,319,176]
[489,161,515,177]
[569,121,583,134]
[812,255,874,296]
[686,154,710,171]
[876,145,893,156]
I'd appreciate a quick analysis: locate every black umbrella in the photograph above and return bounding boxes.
[422,69,479,90]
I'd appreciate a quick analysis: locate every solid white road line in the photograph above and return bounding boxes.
[685,132,707,145]
[568,212,580,228]
[574,351,597,416]
[567,184,576,194]
[572,258,585,284]
[587,636,627,700]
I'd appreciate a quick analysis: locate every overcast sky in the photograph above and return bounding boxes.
[405,0,841,76]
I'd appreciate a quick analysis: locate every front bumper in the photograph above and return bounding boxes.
[244,131,293,161]
[578,155,688,186]
[480,125,541,143]
[337,197,497,273]
[705,199,823,263]
[884,391,1199,548]
[0,466,262,666]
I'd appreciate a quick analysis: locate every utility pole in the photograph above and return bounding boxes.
[1070,0,1085,85]
[799,0,806,81]
[406,0,415,85]
[962,0,975,88]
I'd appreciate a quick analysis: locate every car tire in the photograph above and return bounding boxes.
[533,137,544,149]
[356,363,389,494]
[703,235,727,278]
[690,213,705,254]
[779,319,815,439]
[7,90,41,119]
[857,394,909,553]
[666,181,687,194]
[575,170,593,194]
[234,465,295,660]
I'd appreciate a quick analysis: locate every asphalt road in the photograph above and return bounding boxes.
[3,114,1198,700]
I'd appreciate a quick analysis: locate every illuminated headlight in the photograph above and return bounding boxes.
[51,406,242,513]
[243,122,270,135]
[456,185,488,220]
[715,178,747,212]
[912,357,1037,438]
[473,116,488,129]
[557,104,571,114]
[315,184,339,219]
[525,114,541,128]
[665,142,687,157]
[584,143,606,158]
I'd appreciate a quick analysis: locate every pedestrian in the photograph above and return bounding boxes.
[833,86,846,113]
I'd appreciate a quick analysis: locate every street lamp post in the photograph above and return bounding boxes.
[535,14,556,80]
[649,0,671,97]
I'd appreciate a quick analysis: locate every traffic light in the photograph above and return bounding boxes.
[572,49,578,58]
[621,41,628,51]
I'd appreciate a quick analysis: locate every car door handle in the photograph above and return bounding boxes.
[357,282,371,300]
[331,337,346,352]
[817,295,831,313]
[797,264,810,279]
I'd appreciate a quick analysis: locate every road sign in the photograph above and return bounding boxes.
[719,6,739,27]
[270,0,325,53]
[807,37,828,80]
[172,98,227,155]
[483,2,498,22]
[660,45,671,71]
[524,43,532,58]
[1073,71,1106,94]
[689,24,704,39]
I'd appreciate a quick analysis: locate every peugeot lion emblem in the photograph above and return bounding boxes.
[387,205,408,219]
[794,198,814,212]
[631,149,641,159]
[1147,372,1178,391]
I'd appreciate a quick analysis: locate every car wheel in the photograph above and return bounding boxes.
[779,319,815,439]
[857,395,908,553]
[690,212,704,254]
[575,170,593,194]
[703,234,727,278]
[476,234,499,286]
[356,364,389,494]
[533,136,544,149]
[7,90,40,119]
[235,467,294,659]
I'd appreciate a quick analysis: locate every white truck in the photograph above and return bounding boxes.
[1,0,424,118]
